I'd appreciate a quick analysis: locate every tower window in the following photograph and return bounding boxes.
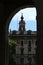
[21,27,23,30]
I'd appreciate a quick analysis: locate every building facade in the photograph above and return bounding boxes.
[9,14,37,65]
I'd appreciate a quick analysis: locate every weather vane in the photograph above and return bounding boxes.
[21,13,24,20]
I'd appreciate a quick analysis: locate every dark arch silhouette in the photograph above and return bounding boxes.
[0,0,43,65]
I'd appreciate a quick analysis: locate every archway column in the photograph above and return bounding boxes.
[35,0,43,65]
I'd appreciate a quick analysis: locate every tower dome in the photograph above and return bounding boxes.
[19,14,25,31]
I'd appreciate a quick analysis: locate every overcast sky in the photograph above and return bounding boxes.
[9,7,37,32]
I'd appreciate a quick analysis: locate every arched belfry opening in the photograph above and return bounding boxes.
[7,6,37,65]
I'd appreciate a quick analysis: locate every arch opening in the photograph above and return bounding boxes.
[6,6,37,65]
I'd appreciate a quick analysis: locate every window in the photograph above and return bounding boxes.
[35,40,37,46]
[20,40,24,55]
[29,40,31,47]
[28,40,31,51]
[35,40,37,54]
[21,49,24,55]
[21,40,23,46]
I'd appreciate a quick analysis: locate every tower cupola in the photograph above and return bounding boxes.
[19,14,25,31]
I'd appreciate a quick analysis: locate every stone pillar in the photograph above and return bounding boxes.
[35,0,43,65]
[0,3,5,65]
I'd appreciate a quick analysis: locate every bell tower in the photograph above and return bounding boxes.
[19,14,25,31]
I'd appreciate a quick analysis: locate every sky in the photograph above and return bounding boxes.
[9,7,37,32]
